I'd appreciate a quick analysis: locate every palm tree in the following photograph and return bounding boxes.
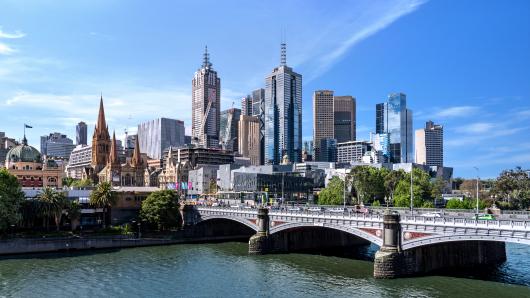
[67,200,82,231]
[89,182,117,228]
[38,187,68,231]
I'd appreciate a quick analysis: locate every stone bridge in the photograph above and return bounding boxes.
[181,205,530,278]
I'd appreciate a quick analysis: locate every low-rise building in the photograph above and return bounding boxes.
[337,140,372,163]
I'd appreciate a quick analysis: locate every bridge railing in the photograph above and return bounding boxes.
[401,215,530,231]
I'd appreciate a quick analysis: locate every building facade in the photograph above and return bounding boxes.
[264,43,302,164]
[252,88,265,165]
[319,138,337,163]
[337,141,372,163]
[375,93,413,163]
[40,132,76,159]
[65,144,92,179]
[191,46,221,148]
[415,120,443,167]
[219,108,241,152]
[137,118,185,159]
[313,90,335,162]
[334,96,356,143]
[76,122,87,146]
[238,115,261,166]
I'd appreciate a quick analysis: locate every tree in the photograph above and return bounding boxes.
[140,190,181,231]
[318,176,344,205]
[460,179,481,198]
[38,187,68,231]
[89,182,117,228]
[393,168,432,207]
[384,170,405,204]
[0,169,25,235]
[350,166,385,204]
[67,200,82,231]
[431,176,446,200]
[72,178,92,188]
[493,167,530,209]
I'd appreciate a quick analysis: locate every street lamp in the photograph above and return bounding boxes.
[343,172,347,209]
[410,167,414,214]
[474,166,480,215]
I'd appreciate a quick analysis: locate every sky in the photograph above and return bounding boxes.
[0,0,529,178]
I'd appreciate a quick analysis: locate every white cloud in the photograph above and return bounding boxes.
[462,122,494,134]
[0,43,15,55]
[434,106,479,118]
[0,28,25,39]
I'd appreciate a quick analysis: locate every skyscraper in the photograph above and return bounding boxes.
[40,132,76,159]
[137,118,185,159]
[334,96,356,143]
[241,95,252,116]
[415,120,443,167]
[192,46,221,148]
[238,115,261,165]
[375,93,413,163]
[313,90,334,161]
[76,121,87,145]
[219,108,241,152]
[252,88,265,165]
[264,43,302,164]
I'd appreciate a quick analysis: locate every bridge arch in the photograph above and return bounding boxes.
[197,215,258,232]
[270,222,383,247]
[402,234,530,250]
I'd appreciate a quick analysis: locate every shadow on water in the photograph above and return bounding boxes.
[0,248,122,261]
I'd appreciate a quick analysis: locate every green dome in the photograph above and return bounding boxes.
[6,141,41,163]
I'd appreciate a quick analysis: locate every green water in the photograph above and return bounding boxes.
[0,243,528,297]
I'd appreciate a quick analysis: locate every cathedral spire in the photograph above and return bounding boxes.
[131,136,142,167]
[96,95,107,132]
[109,131,118,165]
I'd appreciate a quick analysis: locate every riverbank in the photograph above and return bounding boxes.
[0,233,249,256]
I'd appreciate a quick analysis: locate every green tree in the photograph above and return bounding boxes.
[431,176,446,200]
[63,177,75,187]
[493,167,530,209]
[72,178,92,188]
[318,176,344,205]
[350,166,385,204]
[90,182,117,228]
[38,187,68,231]
[140,190,181,231]
[67,200,82,231]
[445,198,464,209]
[0,169,25,235]
[393,168,432,207]
[384,170,405,204]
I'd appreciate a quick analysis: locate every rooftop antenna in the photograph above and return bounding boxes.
[280,28,286,66]
[203,45,211,68]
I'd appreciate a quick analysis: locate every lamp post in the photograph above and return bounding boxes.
[410,167,414,214]
[474,166,480,215]
[343,172,347,209]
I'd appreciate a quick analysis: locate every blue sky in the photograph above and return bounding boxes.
[0,0,529,178]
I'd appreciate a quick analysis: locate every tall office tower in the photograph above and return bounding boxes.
[241,95,252,116]
[334,96,356,143]
[375,93,413,163]
[219,108,241,152]
[76,121,87,145]
[313,90,335,161]
[192,46,221,148]
[137,118,185,159]
[238,115,261,165]
[40,132,76,158]
[252,88,265,165]
[264,43,302,164]
[415,120,443,167]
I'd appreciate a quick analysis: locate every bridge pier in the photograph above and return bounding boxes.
[180,204,198,237]
[248,207,271,255]
[374,210,507,279]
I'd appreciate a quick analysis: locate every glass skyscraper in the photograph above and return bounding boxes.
[375,93,413,163]
[264,43,302,164]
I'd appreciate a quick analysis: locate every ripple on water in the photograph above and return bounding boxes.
[0,243,529,297]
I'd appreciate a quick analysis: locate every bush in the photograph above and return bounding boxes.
[372,200,381,207]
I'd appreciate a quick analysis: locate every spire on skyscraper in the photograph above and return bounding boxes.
[202,45,212,69]
[280,42,286,66]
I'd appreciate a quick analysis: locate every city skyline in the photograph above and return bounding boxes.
[1,0,529,177]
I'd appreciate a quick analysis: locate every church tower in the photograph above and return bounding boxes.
[91,96,111,176]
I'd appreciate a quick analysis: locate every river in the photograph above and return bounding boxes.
[0,242,529,297]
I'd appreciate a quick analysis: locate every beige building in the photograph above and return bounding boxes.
[415,120,443,167]
[238,115,261,166]
[313,90,335,161]
[4,136,64,188]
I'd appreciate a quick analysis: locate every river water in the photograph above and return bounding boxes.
[0,242,529,297]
